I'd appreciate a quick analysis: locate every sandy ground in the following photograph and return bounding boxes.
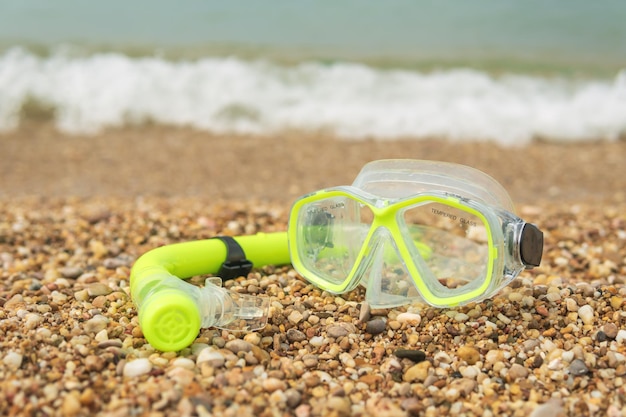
[1,123,626,417]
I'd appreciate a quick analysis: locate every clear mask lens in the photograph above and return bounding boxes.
[296,195,372,289]
[400,202,490,296]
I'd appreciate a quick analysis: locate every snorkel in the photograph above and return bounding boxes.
[129,233,289,352]
[129,159,543,352]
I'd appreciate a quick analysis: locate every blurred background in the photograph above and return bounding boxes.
[1,0,625,145]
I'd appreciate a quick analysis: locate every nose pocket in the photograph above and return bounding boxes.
[358,228,423,308]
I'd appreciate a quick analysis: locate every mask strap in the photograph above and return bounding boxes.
[211,236,253,280]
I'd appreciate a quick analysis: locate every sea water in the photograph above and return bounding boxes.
[0,0,624,145]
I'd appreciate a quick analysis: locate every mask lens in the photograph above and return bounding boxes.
[402,202,490,292]
[295,195,374,287]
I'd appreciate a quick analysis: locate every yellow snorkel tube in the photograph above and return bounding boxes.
[130,232,289,352]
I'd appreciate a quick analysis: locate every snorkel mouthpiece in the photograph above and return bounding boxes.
[135,273,269,352]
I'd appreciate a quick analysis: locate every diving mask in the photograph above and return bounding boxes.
[288,159,543,308]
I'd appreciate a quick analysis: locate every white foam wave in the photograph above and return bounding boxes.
[1,47,625,145]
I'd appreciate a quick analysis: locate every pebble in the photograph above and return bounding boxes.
[172,357,195,370]
[327,325,350,339]
[616,330,626,344]
[84,314,109,333]
[394,349,426,363]
[403,361,431,382]
[225,339,253,354]
[365,318,386,335]
[196,348,225,367]
[339,352,356,368]
[568,359,589,376]
[603,323,619,339]
[62,393,82,417]
[286,328,307,343]
[359,302,371,323]
[396,312,422,325]
[86,283,112,297]
[263,377,287,393]
[578,305,594,325]
[457,346,480,365]
[3,351,23,369]
[507,363,529,381]
[60,266,84,279]
[288,310,304,325]
[123,358,152,377]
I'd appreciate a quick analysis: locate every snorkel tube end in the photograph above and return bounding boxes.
[138,288,202,352]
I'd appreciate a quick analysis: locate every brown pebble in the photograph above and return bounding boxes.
[457,346,480,365]
[225,339,253,354]
[507,363,529,381]
[603,323,619,339]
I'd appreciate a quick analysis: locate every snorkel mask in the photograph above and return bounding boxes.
[288,160,543,308]
[129,160,543,351]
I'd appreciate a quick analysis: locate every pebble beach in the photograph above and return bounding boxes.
[1,124,626,417]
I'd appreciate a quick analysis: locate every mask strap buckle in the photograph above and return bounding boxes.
[212,236,253,280]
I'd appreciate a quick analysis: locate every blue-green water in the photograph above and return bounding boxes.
[1,0,625,144]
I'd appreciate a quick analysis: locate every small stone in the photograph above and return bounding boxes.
[285,388,302,408]
[454,313,469,323]
[3,351,23,370]
[302,354,319,368]
[568,359,589,376]
[62,393,82,417]
[365,318,386,335]
[603,323,619,339]
[507,363,529,381]
[565,298,578,312]
[396,312,421,326]
[123,358,152,377]
[60,266,84,279]
[24,312,43,330]
[86,283,112,297]
[457,346,480,365]
[359,302,371,323]
[172,357,195,370]
[84,315,109,333]
[403,361,431,382]
[327,325,349,339]
[288,310,304,325]
[85,355,105,372]
[287,328,307,343]
[611,296,624,310]
[326,396,351,416]
[578,305,594,325]
[339,352,356,368]
[616,330,626,344]
[74,289,89,302]
[394,349,426,363]
[225,339,253,354]
[263,377,287,393]
[196,348,225,367]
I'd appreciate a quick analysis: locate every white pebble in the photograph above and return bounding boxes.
[123,358,152,377]
[309,336,325,347]
[94,329,109,342]
[172,357,195,370]
[578,305,594,325]
[3,351,23,369]
[24,313,43,330]
[339,352,356,368]
[454,313,469,323]
[396,312,422,325]
[196,348,225,367]
[497,313,511,325]
[616,330,626,344]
